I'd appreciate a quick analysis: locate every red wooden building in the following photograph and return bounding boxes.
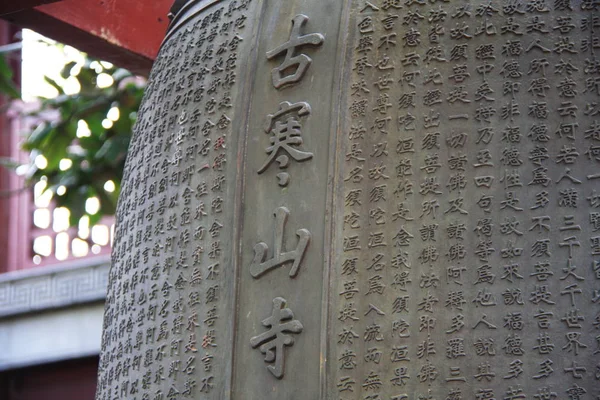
[0,1,172,398]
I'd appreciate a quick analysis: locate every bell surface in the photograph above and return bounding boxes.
[96,0,600,399]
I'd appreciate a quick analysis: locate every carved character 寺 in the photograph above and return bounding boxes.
[250,297,303,379]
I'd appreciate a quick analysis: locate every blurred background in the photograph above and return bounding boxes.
[0,15,147,399]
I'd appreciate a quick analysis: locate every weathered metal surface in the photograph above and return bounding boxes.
[96,2,258,398]
[329,0,600,399]
[96,0,600,399]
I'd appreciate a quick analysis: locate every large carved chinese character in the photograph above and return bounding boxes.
[258,101,314,186]
[266,14,325,89]
[249,206,311,279]
[250,297,304,378]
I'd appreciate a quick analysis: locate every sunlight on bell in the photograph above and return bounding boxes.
[107,107,120,122]
[102,119,113,129]
[92,225,109,246]
[97,73,114,88]
[34,181,52,208]
[33,208,50,229]
[63,76,81,95]
[34,155,48,169]
[71,238,89,257]
[56,185,66,196]
[77,119,91,138]
[91,244,101,254]
[104,180,116,193]
[55,232,69,261]
[78,215,90,239]
[86,197,100,214]
[53,207,70,232]
[59,159,72,171]
[33,235,52,257]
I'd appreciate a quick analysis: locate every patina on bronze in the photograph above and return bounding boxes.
[96,0,600,399]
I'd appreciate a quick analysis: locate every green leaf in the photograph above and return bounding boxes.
[87,210,103,227]
[0,78,20,99]
[44,76,64,95]
[57,168,80,188]
[23,123,53,149]
[77,66,99,93]
[58,185,87,227]
[61,61,78,79]
[95,183,118,216]
[95,135,129,166]
[41,129,72,170]
[0,54,20,99]
[0,54,13,79]
[8,49,145,226]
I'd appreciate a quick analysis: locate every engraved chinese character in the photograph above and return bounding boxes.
[266,15,324,88]
[249,207,310,279]
[258,101,314,186]
[250,297,303,379]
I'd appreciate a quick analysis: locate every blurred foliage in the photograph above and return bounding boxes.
[0,53,20,100]
[1,48,145,227]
